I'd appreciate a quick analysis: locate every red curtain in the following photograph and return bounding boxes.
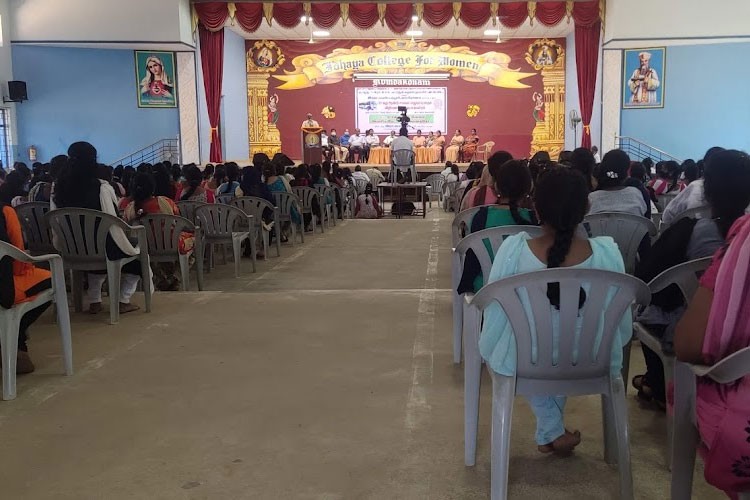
[460,2,491,28]
[311,3,341,29]
[575,21,601,149]
[422,2,453,27]
[234,3,262,33]
[199,25,225,163]
[535,2,567,27]
[349,3,379,29]
[194,2,229,32]
[498,2,528,28]
[384,3,413,34]
[272,2,304,28]
[572,1,601,27]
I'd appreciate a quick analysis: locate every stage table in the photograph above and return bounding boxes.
[377,182,428,219]
[415,147,437,164]
[367,147,391,165]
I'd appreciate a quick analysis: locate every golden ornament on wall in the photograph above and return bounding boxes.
[247,40,285,73]
[525,38,565,71]
[466,104,480,118]
[321,106,336,119]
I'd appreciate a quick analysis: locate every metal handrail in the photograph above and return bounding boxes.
[109,136,181,167]
[615,135,682,163]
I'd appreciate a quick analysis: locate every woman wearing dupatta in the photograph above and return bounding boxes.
[462,129,480,162]
[676,209,750,498]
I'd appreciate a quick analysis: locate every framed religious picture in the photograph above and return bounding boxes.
[622,48,665,109]
[135,51,177,108]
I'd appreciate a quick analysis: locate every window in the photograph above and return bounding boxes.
[0,109,12,170]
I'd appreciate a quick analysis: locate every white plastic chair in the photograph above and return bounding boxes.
[314,185,337,228]
[671,347,750,500]
[425,173,445,208]
[139,214,204,291]
[292,186,325,234]
[632,257,711,469]
[0,241,73,400]
[657,192,679,212]
[660,204,712,232]
[14,202,56,256]
[273,192,304,245]
[453,224,542,365]
[353,179,369,195]
[453,186,467,215]
[466,268,651,499]
[231,196,281,259]
[443,181,460,212]
[391,149,417,183]
[45,208,152,325]
[215,193,234,205]
[195,204,256,277]
[175,200,209,226]
[583,212,657,274]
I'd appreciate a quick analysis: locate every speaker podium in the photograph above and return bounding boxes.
[301,127,323,165]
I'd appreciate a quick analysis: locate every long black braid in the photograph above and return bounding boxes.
[703,150,750,238]
[533,167,589,309]
[496,159,535,225]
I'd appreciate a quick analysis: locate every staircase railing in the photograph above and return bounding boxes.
[615,135,682,163]
[109,137,180,167]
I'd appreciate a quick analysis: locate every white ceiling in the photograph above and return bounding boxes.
[228,16,574,41]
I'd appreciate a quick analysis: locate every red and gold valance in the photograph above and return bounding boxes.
[194,1,604,33]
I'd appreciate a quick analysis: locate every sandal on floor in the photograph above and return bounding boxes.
[88,302,103,314]
[119,303,140,314]
[537,429,582,455]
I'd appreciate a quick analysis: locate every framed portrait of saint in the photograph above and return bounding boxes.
[135,51,177,108]
[622,48,665,109]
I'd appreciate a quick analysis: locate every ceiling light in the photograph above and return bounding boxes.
[300,15,307,22]
[411,15,418,22]
[406,30,423,37]
[484,29,501,36]
[313,30,330,37]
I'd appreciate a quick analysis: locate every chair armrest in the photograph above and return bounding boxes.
[129,224,148,253]
[0,241,59,264]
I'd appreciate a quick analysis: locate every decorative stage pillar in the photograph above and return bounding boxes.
[246,41,283,158]
[527,39,566,159]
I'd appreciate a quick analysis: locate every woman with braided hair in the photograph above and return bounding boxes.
[479,167,631,454]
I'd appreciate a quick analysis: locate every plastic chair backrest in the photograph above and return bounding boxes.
[45,208,135,263]
[648,257,712,301]
[690,346,750,384]
[483,141,495,153]
[452,206,484,247]
[272,192,298,221]
[292,186,320,212]
[176,201,209,225]
[232,196,275,221]
[426,174,445,193]
[215,193,234,205]
[314,185,334,205]
[454,185,467,205]
[354,179,369,194]
[583,212,657,273]
[195,204,247,239]
[14,202,55,255]
[392,149,414,167]
[472,268,651,379]
[454,226,543,285]
[664,205,712,229]
[657,192,679,211]
[445,180,460,196]
[139,214,195,257]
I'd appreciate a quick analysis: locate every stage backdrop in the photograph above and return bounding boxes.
[245,38,566,161]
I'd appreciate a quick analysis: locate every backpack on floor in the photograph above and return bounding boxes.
[391,201,415,216]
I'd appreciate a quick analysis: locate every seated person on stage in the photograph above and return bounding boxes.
[367,166,386,187]
[412,130,426,148]
[329,128,347,163]
[383,131,397,147]
[355,183,383,219]
[364,129,380,161]
[320,130,333,161]
[445,129,464,162]
[348,129,364,163]
[340,129,351,158]
[352,165,370,184]
[462,128,480,162]
[431,131,446,162]
[301,113,319,128]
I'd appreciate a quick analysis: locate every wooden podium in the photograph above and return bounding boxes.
[301,127,323,164]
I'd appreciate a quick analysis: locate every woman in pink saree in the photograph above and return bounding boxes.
[676,201,750,498]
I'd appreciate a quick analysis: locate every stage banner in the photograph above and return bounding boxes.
[356,87,447,135]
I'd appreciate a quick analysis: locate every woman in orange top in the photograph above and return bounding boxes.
[0,203,52,374]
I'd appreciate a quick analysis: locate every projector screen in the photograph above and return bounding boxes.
[355,87,447,135]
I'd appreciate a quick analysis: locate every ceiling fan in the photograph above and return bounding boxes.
[300,15,329,44]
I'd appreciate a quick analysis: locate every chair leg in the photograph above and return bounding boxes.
[179,255,190,291]
[602,391,618,465]
[663,355,675,470]
[51,263,74,376]
[671,361,700,500]
[621,337,633,395]
[452,256,463,364]
[610,376,634,500]
[464,305,482,466]
[140,254,152,313]
[489,371,515,500]
[195,240,205,291]
[232,238,242,278]
[107,261,121,325]
[248,234,257,273]
[298,222,305,244]
[262,229,269,260]
[0,312,20,400]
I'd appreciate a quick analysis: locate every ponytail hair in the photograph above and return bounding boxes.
[130,172,155,218]
[180,166,203,201]
[496,160,534,225]
[533,167,589,309]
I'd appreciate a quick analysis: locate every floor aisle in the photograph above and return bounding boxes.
[0,212,719,499]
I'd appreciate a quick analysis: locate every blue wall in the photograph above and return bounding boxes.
[13,45,179,164]
[198,28,249,162]
[620,42,750,160]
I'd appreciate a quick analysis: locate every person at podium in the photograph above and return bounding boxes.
[301,113,319,128]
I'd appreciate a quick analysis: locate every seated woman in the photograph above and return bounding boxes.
[461,152,513,211]
[675,208,750,496]
[53,141,146,314]
[0,199,52,374]
[354,184,383,219]
[236,165,276,238]
[633,149,750,407]
[412,130,426,148]
[462,129,479,162]
[216,162,240,198]
[569,147,596,192]
[264,162,300,239]
[200,164,214,190]
[588,149,648,217]
[442,163,461,211]
[480,167,630,454]
[445,129,464,163]
[648,160,682,197]
[179,166,215,204]
[292,164,311,187]
[206,165,225,192]
[431,131,446,162]
[122,173,194,291]
[458,157,537,294]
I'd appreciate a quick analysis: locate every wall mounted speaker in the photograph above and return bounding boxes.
[8,81,27,102]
